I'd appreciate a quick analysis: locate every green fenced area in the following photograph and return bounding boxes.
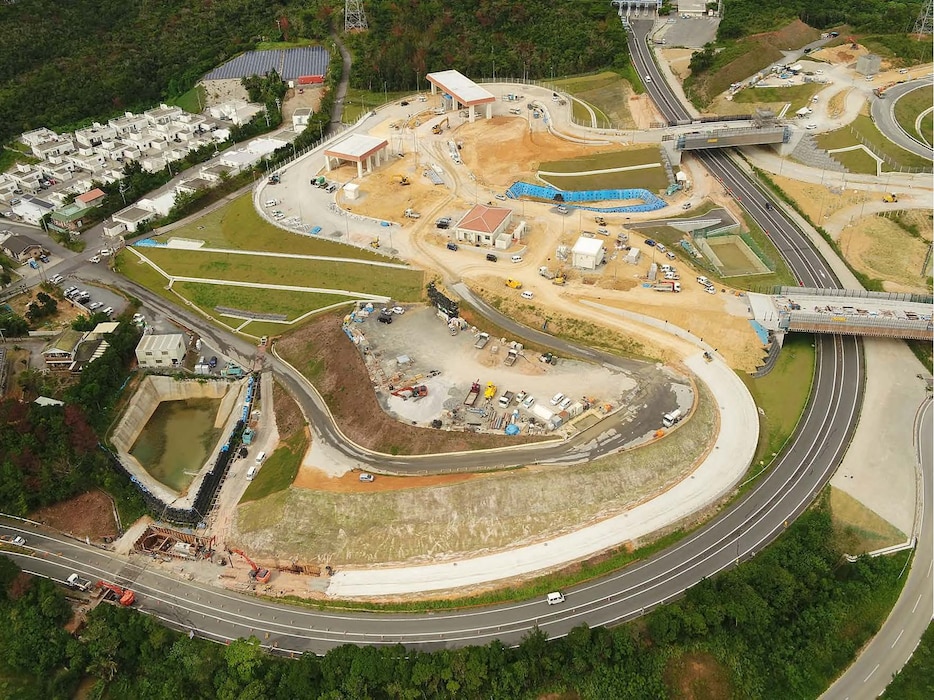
[136,247,425,301]
[541,148,662,173]
[155,194,387,261]
[704,235,773,277]
[540,167,669,192]
[894,86,933,146]
[816,114,932,171]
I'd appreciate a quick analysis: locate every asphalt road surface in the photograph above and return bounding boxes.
[869,77,934,159]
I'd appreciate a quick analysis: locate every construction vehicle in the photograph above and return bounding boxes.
[229,548,272,584]
[538,266,556,280]
[312,175,327,187]
[67,573,92,591]
[474,332,491,349]
[431,117,450,134]
[221,362,244,377]
[403,208,421,219]
[370,238,380,249]
[484,382,497,400]
[882,192,898,203]
[539,352,558,365]
[393,175,411,186]
[653,281,682,293]
[552,271,566,286]
[594,215,606,226]
[268,173,280,185]
[392,385,428,400]
[505,278,522,289]
[96,580,136,606]
[504,348,519,366]
[464,381,482,406]
[872,87,885,99]
[847,36,858,49]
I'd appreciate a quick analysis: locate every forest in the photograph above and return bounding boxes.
[0,504,913,699]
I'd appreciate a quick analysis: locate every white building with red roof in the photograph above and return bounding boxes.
[454,204,514,247]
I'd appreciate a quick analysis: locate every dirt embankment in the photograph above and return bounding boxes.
[276,312,547,456]
[30,491,118,540]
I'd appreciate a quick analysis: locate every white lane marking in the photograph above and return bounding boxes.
[864,664,879,682]
[893,629,904,647]
[913,593,923,613]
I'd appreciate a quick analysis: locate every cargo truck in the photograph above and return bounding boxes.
[67,573,92,591]
[538,266,556,279]
[497,391,515,409]
[662,408,683,428]
[504,348,519,366]
[464,381,482,406]
[474,332,491,349]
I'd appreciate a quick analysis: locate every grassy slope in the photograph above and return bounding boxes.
[893,87,933,144]
[816,114,933,170]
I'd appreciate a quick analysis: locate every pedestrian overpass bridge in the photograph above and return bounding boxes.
[748,288,933,341]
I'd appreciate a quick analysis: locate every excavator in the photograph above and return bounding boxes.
[96,580,135,606]
[229,548,272,584]
[392,174,411,186]
[431,117,449,134]
[391,385,428,400]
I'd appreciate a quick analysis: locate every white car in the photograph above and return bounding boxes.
[102,306,114,316]
[89,255,101,263]
[550,393,565,406]
[559,397,573,410]
[359,473,375,482]
[520,290,534,300]
[391,306,405,314]
[546,591,566,605]
[656,243,667,253]
[88,302,103,311]
[99,249,111,257]
[495,193,507,201]
[644,75,652,83]
[704,286,717,295]
[49,274,64,284]
[522,395,535,409]
[696,276,711,286]
[806,124,817,130]
[511,255,523,263]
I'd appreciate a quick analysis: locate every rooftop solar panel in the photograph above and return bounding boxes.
[203,47,330,82]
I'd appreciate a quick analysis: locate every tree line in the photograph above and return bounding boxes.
[0,502,917,699]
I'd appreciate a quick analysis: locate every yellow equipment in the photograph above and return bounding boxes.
[431,117,450,134]
[484,382,497,399]
[882,192,898,203]
[369,238,380,248]
[553,271,566,286]
[505,278,522,289]
[393,175,410,185]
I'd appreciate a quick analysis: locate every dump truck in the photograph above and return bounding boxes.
[67,573,92,591]
[504,348,519,366]
[403,208,421,219]
[882,192,898,203]
[662,408,683,428]
[653,281,682,293]
[464,381,482,406]
[484,382,497,400]
[497,391,515,409]
[538,266,555,279]
[505,278,522,289]
[474,332,491,349]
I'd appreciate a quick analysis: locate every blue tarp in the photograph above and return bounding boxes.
[749,319,771,344]
[506,182,667,213]
[504,423,520,435]
[133,239,166,247]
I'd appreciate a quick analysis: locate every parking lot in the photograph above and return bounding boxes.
[349,305,638,433]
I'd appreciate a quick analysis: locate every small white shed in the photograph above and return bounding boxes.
[625,247,642,265]
[571,236,605,270]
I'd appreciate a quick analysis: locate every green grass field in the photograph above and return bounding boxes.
[830,147,880,175]
[539,167,669,192]
[168,85,206,114]
[817,114,933,171]
[733,82,820,112]
[0,146,39,173]
[240,430,308,503]
[136,247,425,301]
[157,194,388,261]
[921,113,934,146]
[173,281,353,321]
[741,334,815,469]
[551,71,636,129]
[341,87,419,122]
[541,148,662,173]
[894,86,933,145]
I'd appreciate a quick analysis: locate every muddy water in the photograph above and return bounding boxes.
[130,398,223,493]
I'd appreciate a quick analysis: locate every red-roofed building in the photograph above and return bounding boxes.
[75,188,106,208]
[454,204,514,247]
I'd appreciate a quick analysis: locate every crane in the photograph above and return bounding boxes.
[229,548,272,584]
[96,580,135,606]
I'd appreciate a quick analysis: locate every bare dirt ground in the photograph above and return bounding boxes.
[281,86,324,124]
[662,48,694,82]
[30,491,118,541]
[293,467,479,492]
[629,94,665,129]
[199,78,249,107]
[770,174,866,227]
[6,289,88,330]
[838,212,933,293]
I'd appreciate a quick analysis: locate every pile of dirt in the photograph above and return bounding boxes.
[691,20,820,106]
[30,491,118,540]
[272,380,304,442]
[276,312,547,455]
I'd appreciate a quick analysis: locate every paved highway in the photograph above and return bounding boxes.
[869,77,934,159]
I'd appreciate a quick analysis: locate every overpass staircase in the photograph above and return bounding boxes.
[790,133,847,173]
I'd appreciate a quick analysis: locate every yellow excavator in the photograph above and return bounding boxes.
[553,270,566,286]
[431,117,450,134]
[393,174,410,186]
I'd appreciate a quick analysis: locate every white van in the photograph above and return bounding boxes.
[546,591,566,605]
[246,466,257,481]
[255,451,266,463]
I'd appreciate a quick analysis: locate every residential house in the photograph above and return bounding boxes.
[20,127,59,148]
[135,333,187,369]
[75,188,106,208]
[1,234,47,262]
[454,204,514,248]
[51,202,93,231]
[11,196,54,225]
[112,205,156,233]
[42,329,87,371]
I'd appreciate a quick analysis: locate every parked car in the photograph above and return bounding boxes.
[495,193,507,201]
[520,290,534,300]
[209,356,218,368]
[559,397,573,410]
[359,473,375,482]
[486,253,498,262]
[550,393,565,406]
[446,242,459,251]
[88,302,103,311]
[522,395,536,409]
[49,274,64,284]
[89,255,101,263]
[645,238,656,247]
[102,306,114,316]
[511,255,522,263]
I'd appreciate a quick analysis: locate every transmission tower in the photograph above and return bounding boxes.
[913,0,933,34]
[345,0,368,32]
